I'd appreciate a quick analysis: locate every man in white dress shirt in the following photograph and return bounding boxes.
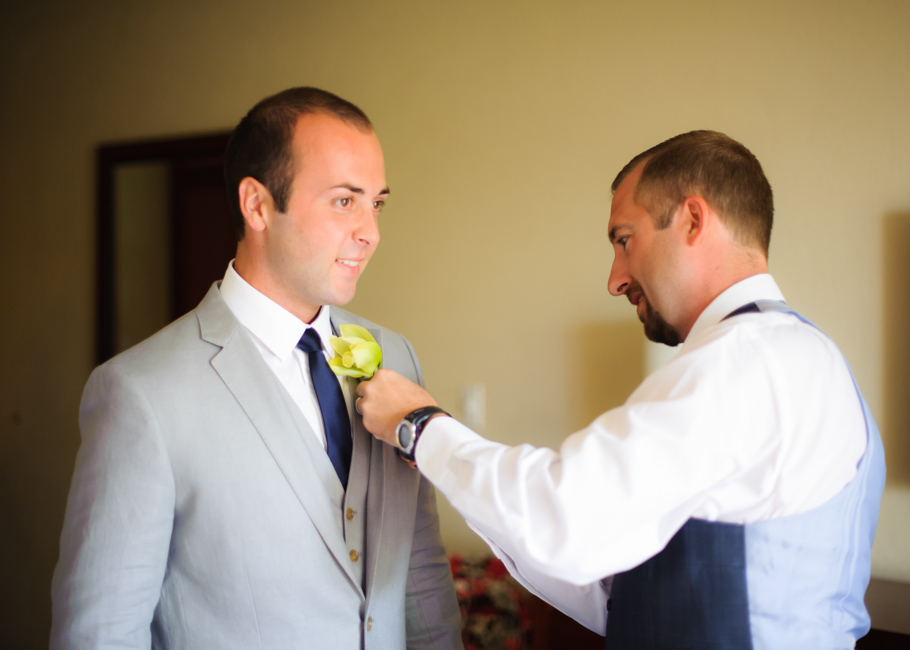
[51,87,462,649]
[356,130,885,649]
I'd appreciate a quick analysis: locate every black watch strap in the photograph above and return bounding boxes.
[398,406,449,463]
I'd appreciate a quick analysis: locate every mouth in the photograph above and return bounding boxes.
[626,283,647,321]
[336,259,361,269]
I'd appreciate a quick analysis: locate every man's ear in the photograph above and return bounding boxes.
[678,195,711,246]
[238,177,275,234]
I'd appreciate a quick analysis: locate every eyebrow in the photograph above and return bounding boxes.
[332,184,391,196]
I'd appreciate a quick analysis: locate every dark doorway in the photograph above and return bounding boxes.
[96,132,234,364]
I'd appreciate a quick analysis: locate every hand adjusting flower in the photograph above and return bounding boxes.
[328,324,382,379]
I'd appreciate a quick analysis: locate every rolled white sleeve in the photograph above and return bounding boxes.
[415,281,866,601]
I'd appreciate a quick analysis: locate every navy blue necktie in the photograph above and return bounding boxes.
[297,328,352,489]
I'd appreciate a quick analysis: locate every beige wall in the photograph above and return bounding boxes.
[1,0,909,645]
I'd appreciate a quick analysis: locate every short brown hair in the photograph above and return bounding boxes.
[224,87,373,239]
[612,130,774,255]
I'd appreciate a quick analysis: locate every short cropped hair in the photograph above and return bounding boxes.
[612,130,774,255]
[224,87,373,239]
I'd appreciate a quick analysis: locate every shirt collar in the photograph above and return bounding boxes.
[684,273,786,345]
[220,261,335,361]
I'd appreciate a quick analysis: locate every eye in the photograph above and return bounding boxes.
[373,199,385,212]
[336,197,352,208]
[617,236,629,248]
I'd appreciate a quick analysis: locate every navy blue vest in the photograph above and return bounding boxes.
[604,301,885,650]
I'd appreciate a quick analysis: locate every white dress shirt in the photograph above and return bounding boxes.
[416,274,867,632]
[219,262,353,450]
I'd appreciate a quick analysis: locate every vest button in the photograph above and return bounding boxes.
[346,508,354,521]
[366,616,373,631]
[350,549,360,562]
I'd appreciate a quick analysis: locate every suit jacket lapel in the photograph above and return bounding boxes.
[196,285,360,590]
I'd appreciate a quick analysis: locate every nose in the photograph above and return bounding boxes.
[355,207,380,248]
[608,256,630,297]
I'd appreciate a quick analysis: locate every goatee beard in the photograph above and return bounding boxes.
[641,300,681,347]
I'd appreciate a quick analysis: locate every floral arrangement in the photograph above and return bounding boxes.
[449,554,533,650]
[328,324,382,378]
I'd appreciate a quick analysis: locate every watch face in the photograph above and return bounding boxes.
[397,421,414,449]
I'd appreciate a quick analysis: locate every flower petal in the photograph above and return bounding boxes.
[338,324,376,344]
[329,357,368,378]
[350,341,382,376]
[329,335,352,356]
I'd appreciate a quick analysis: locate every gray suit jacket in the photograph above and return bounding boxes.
[51,285,462,649]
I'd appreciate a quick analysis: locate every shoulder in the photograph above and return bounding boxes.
[109,283,238,363]
[725,310,845,378]
[103,313,200,368]
[682,309,843,372]
[664,307,864,451]
[633,308,861,441]
[93,299,232,390]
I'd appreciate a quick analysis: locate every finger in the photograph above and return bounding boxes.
[355,397,363,415]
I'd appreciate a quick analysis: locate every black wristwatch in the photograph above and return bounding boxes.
[397,406,449,463]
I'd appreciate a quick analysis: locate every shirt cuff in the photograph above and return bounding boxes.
[415,414,480,478]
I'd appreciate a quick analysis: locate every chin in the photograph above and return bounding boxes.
[643,318,681,347]
[326,289,358,307]
[641,304,680,347]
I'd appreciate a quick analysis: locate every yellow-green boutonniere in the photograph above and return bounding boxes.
[328,324,382,379]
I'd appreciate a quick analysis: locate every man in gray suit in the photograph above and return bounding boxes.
[51,87,463,649]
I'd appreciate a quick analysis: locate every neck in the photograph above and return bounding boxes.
[233,247,321,324]
[679,248,768,342]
